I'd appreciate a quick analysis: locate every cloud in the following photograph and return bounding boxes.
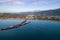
[32,1,49,5]
[0,0,60,5]
[7,1,24,5]
[0,0,24,5]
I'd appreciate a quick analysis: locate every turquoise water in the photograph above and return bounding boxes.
[0,20,60,40]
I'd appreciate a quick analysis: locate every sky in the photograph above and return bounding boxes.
[0,0,60,13]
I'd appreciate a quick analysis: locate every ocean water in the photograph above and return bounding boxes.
[0,20,60,40]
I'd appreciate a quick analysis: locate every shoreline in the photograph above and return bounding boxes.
[0,18,25,20]
[0,19,60,22]
[37,20,60,22]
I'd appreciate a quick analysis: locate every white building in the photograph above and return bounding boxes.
[26,14,36,20]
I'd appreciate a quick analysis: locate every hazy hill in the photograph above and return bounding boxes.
[19,8,60,15]
[35,8,60,15]
[0,8,60,16]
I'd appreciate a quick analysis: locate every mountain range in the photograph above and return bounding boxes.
[0,8,60,16]
[19,8,60,15]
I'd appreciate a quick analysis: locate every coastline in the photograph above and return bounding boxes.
[37,19,60,22]
[0,18,25,20]
[0,18,60,22]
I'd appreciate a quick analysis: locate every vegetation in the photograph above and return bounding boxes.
[0,8,60,21]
